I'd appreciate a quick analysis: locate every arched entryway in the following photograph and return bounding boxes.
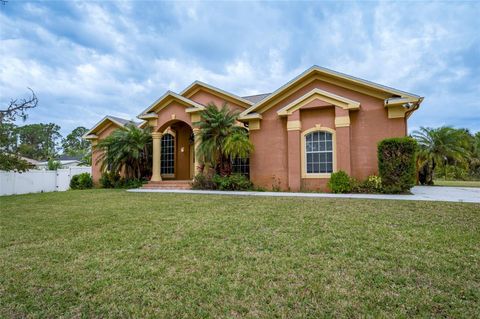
[151,120,194,181]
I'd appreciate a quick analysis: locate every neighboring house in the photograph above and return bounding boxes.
[19,156,40,169]
[84,66,423,191]
[37,155,83,169]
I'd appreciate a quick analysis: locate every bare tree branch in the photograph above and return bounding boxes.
[0,88,38,123]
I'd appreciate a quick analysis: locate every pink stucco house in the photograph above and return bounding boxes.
[84,66,423,191]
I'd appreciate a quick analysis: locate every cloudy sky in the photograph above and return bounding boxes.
[1,0,479,136]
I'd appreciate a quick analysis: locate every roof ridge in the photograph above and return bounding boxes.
[242,93,271,98]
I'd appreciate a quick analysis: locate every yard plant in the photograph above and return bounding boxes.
[96,124,152,180]
[69,172,93,190]
[195,103,253,176]
[378,137,417,193]
[1,190,479,318]
[327,170,352,193]
[412,126,480,184]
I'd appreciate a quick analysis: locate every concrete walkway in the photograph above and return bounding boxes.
[128,186,480,203]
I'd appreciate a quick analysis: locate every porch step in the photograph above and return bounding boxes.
[141,180,192,190]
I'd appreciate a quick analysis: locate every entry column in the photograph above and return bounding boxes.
[151,132,162,182]
[193,128,203,176]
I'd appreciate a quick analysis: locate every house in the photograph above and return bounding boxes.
[19,156,40,169]
[84,66,423,191]
[36,155,84,169]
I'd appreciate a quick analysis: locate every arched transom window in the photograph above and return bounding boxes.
[161,133,175,175]
[305,131,333,174]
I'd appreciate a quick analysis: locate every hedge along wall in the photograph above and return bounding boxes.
[377,137,417,193]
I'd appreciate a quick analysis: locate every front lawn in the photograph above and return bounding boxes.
[433,179,480,188]
[1,190,479,318]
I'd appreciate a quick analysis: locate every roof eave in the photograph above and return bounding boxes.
[238,113,263,121]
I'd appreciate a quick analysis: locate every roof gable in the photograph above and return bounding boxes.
[83,116,142,140]
[240,65,422,118]
[277,88,360,116]
[138,91,205,118]
[83,116,128,139]
[180,81,253,109]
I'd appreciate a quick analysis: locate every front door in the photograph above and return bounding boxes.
[160,122,192,180]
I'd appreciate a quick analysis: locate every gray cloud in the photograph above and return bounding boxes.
[0,1,478,136]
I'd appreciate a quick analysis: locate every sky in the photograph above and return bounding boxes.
[1,0,479,137]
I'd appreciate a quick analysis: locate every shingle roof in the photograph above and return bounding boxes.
[242,93,271,104]
[107,115,141,127]
[57,155,82,161]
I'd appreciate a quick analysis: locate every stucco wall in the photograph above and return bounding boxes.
[154,102,193,131]
[248,79,407,191]
[249,108,289,190]
[91,124,119,183]
[189,90,246,113]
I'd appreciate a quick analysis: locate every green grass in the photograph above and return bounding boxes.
[1,190,479,318]
[433,179,480,188]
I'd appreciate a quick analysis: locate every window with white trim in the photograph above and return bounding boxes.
[161,133,174,175]
[305,131,333,174]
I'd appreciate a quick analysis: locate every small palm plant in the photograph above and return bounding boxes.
[96,124,152,179]
[195,103,253,176]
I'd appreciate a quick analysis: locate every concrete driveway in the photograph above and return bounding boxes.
[409,186,479,203]
[129,185,480,203]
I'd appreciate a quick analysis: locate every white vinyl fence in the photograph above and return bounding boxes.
[0,167,91,196]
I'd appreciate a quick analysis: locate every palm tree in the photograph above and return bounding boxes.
[195,103,253,176]
[412,126,470,184]
[465,131,480,178]
[96,124,152,179]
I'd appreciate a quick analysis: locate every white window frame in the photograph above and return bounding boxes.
[301,126,337,179]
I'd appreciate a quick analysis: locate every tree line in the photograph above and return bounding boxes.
[0,122,90,161]
[1,89,90,171]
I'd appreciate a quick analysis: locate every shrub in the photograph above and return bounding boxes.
[100,172,145,189]
[378,137,417,193]
[192,173,253,191]
[192,173,217,190]
[115,178,144,189]
[47,159,62,170]
[70,173,93,190]
[213,174,253,191]
[70,175,80,189]
[327,170,352,193]
[353,175,383,193]
[439,165,469,181]
[100,171,121,188]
